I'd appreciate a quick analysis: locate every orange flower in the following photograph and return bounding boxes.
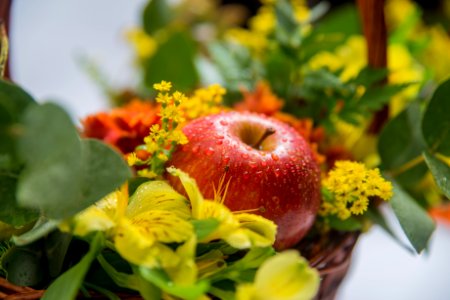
[81,100,160,154]
[235,81,283,115]
[430,203,450,225]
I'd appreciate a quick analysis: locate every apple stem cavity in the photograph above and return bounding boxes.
[253,127,276,150]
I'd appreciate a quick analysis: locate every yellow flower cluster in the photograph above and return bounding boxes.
[226,0,310,53]
[180,83,226,120]
[320,161,393,220]
[127,81,188,178]
[308,36,424,116]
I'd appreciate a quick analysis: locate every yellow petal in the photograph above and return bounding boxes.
[228,213,277,248]
[166,236,198,285]
[127,180,191,220]
[243,250,319,300]
[114,218,156,267]
[130,210,194,244]
[198,201,240,243]
[60,206,115,237]
[166,167,204,218]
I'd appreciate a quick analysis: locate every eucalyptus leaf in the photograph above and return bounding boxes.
[144,31,198,92]
[142,0,172,35]
[422,78,450,155]
[80,139,132,209]
[42,232,104,300]
[0,79,36,166]
[17,103,131,219]
[423,152,450,199]
[17,103,83,218]
[390,182,436,253]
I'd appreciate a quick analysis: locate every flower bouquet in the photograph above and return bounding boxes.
[1,0,450,299]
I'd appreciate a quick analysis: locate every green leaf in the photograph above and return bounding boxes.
[144,31,198,92]
[366,207,413,253]
[0,79,36,124]
[13,218,59,246]
[142,0,172,35]
[350,67,388,86]
[423,152,450,199]
[359,84,408,110]
[313,4,361,36]
[42,232,104,300]
[0,174,38,226]
[191,219,220,241]
[326,215,362,231]
[139,267,209,300]
[2,241,47,287]
[390,182,436,253]
[274,0,302,49]
[378,103,427,186]
[422,78,450,155]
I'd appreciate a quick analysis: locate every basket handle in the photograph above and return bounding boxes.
[0,0,12,80]
[357,0,389,133]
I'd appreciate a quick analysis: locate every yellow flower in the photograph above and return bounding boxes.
[126,28,157,60]
[153,80,172,92]
[166,167,277,249]
[236,250,319,300]
[127,152,139,166]
[320,161,393,219]
[61,181,194,269]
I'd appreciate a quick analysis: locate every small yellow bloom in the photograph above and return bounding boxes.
[127,152,139,166]
[236,250,319,300]
[153,80,172,92]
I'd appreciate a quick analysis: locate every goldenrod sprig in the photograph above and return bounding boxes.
[320,160,393,220]
[127,81,188,178]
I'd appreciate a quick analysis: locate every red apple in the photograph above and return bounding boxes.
[166,112,321,249]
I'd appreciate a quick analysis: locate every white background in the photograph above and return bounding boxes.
[10,1,450,299]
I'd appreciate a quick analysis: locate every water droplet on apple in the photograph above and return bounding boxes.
[243,171,249,180]
[220,120,228,126]
[222,156,230,164]
[241,153,249,159]
[204,147,215,156]
[260,160,267,167]
[282,138,288,142]
[216,140,223,145]
[274,169,280,177]
[216,134,224,139]
[271,153,279,161]
[192,145,200,154]
[249,161,257,168]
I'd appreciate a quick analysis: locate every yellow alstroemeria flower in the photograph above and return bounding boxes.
[236,250,319,300]
[166,167,277,249]
[60,182,194,269]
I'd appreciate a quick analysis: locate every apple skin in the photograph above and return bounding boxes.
[166,112,321,249]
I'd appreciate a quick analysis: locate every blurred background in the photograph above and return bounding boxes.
[9,1,450,299]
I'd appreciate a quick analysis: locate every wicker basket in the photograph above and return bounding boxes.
[0,0,386,299]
